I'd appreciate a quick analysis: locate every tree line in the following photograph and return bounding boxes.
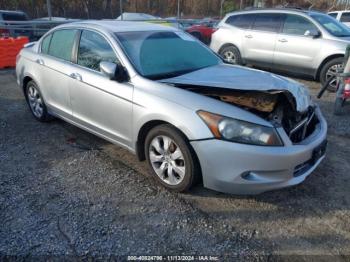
[0,0,346,19]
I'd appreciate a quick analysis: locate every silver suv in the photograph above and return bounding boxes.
[211,8,350,88]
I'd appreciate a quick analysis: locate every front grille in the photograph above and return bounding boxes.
[288,107,319,144]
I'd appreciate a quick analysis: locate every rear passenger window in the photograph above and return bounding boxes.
[282,15,318,36]
[252,13,284,33]
[77,30,118,71]
[328,13,338,18]
[340,13,350,22]
[226,14,255,29]
[41,34,52,54]
[48,29,78,61]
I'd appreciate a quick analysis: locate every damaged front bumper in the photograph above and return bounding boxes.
[190,106,327,195]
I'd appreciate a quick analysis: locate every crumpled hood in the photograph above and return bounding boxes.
[160,64,312,112]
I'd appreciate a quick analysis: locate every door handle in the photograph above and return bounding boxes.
[70,73,82,81]
[245,35,253,39]
[278,39,288,43]
[36,59,44,65]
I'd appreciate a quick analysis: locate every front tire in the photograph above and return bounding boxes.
[25,81,52,122]
[145,124,200,192]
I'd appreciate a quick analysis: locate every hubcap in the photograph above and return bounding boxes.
[223,50,236,64]
[27,85,43,118]
[326,63,343,91]
[149,135,186,186]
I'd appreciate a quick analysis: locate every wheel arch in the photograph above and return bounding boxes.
[22,75,34,95]
[316,54,344,80]
[218,43,240,55]
[135,120,199,166]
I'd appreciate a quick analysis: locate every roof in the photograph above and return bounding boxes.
[64,20,178,33]
[328,10,350,13]
[225,8,324,17]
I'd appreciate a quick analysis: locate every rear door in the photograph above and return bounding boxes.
[242,13,284,68]
[273,14,322,75]
[38,29,79,119]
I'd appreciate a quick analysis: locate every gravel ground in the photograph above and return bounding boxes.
[0,69,350,260]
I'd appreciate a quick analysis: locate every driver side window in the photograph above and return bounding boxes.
[282,15,318,36]
[77,30,118,71]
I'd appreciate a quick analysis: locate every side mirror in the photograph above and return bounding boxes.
[100,61,129,82]
[305,29,321,38]
[100,61,117,80]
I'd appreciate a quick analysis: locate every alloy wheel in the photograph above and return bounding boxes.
[149,135,186,186]
[326,63,343,91]
[223,50,236,64]
[27,85,44,118]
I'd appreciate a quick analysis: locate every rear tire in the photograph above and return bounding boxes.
[219,45,242,65]
[320,57,344,92]
[145,124,200,192]
[24,81,53,122]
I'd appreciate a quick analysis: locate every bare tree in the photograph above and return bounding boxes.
[327,0,338,12]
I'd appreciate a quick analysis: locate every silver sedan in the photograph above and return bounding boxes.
[16,21,327,195]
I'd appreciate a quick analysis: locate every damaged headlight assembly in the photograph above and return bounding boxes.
[197,111,283,146]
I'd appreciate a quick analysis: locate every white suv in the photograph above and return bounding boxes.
[328,11,350,27]
[211,8,350,89]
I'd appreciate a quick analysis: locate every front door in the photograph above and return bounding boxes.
[69,29,133,147]
[273,14,322,75]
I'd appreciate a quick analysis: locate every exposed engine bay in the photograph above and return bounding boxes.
[174,84,319,143]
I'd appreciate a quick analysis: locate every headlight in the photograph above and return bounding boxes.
[197,110,283,146]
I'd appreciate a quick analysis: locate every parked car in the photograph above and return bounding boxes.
[211,8,350,90]
[0,10,33,39]
[328,11,350,27]
[186,19,218,44]
[116,12,161,20]
[116,13,181,29]
[177,19,199,30]
[16,21,327,195]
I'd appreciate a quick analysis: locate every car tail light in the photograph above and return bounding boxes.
[344,89,350,98]
[0,28,10,38]
[344,78,350,98]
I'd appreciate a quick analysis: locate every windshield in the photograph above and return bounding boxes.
[115,31,221,79]
[311,13,350,37]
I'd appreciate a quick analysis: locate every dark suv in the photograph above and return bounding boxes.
[0,10,33,39]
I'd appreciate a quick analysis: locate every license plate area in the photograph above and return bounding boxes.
[293,140,327,177]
